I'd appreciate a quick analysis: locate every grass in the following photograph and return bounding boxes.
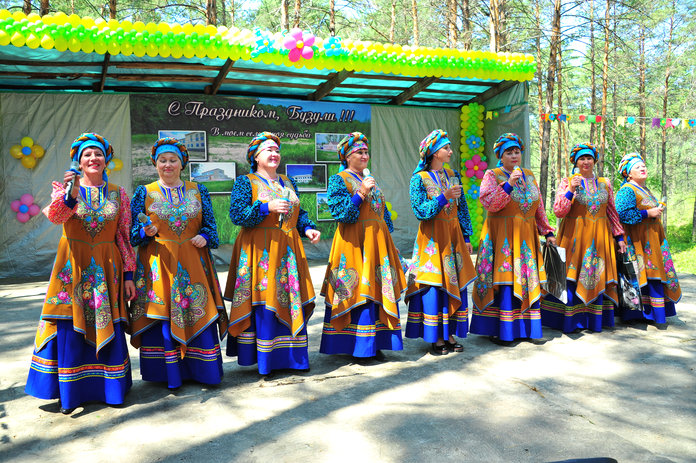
[667,223,696,275]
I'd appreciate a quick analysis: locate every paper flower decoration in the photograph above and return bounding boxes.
[466,135,482,150]
[11,193,40,223]
[324,36,345,57]
[283,28,315,62]
[251,29,275,58]
[9,136,45,169]
[467,184,480,200]
[464,154,487,179]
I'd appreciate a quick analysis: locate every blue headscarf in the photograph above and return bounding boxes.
[69,133,114,183]
[618,152,645,184]
[414,129,450,174]
[151,137,189,167]
[569,143,597,166]
[247,132,281,172]
[337,132,369,172]
[493,133,524,168]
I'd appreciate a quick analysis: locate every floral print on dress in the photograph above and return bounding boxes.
[578,242,605,290]
[345,175,386,217]
[643,241,658,270]
[625,236,645,274]
[424,238,437,256]
[148,258,165,305]
[275,246,303,324]
[131,258,148,322]
[328,253,359,306]
[232,249,252,307]
[74,257,112,329]
[475,234,494,300]
[443,247,463,285]
[422,172,454,215]
[75,188,120,239]
[514,241,540,303]
[498,237,513,272]
[148,188,202,237]
[171,263,208,328]
[255,248,270,291]
[375,256,397,303]
[575,181,609,216]
[510,180,539,214]
[46,260,73,305]
[661,240,680,291]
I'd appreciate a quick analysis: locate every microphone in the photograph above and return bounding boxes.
[64,161,81,201]
[362,168,378,201]
[137,212,152,228]
[513,165,525,189]
[278,187,291,227]
[450,176,460,206]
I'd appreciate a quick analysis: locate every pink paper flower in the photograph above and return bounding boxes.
[465,154,487,179]
[283,28,315,62]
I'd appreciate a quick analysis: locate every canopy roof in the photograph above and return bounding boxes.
[0,10,535,108]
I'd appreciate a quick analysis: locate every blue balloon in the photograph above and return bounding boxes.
[22,146,32,156]
[19,204,28,213]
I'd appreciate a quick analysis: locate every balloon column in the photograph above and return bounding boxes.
[0,10,535,81]
[385,201,398,221]
[11,193,40,223]
[9,136,45,169]
[460,103,486,242]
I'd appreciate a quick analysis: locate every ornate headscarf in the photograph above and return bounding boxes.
[69,132,114,182]
[414,129,450,174]
[493,133,524,167]
[569,143,597,166]
[151,137,189,168]
[337,132,369,172]
[247,132,281,172]
[618,152,645,183]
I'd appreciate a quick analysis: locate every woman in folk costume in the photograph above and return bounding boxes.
[129,138,227,389]
[26,133,136,414]
[405,129,476,355]
[225,132,320,374]
[614,152,681,323]
[470,133,556,345]
[320,132,405,361]
[540,143,626,333]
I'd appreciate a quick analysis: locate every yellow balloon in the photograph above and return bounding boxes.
[94,41,108,54]
[121,42,133,56]
[20,137,33,147]
[11,32,26,47]
[10,145,23,159]
[31,145,45,158]
[112,158,123,171]
[0,10,11,20]
[54,37,68,52]
[40,34,55,49]
[21,156,37,169]
[107,42,120,55]
[0,30,10,46]
[81,39,95,54]
[391,211,398,220]
[25,33,40,49]
[68,14,81,28]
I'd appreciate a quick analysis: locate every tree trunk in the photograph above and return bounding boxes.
[40,0,50,16]
[598,0,611,176]
[220,0,227,26]
[411,0,419,47]
[589,0,597,144]
[534,0,543,174]
[390,0,396,43]
[557,47,564,182]
[23,0,31,14]
[293,0,301,28]
[281,0,289,31]
[447,0,458,48]
[489,0,499,52]
[639,26,647,158]
[329,0,335,36]
[206,0,217,25]
[692,196,696,242]
[661,1,675,231]
[462,0,471,50]
[539,0,562,205]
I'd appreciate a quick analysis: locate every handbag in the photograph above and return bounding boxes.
[542,242,567,303]
[616,251,643,313]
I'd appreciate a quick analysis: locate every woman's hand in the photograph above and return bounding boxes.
[546,236,557,246]
[443,185,462,200]
[646,207,663,218]
[63,170,80,198]
[569,175,582,193]
[466,242,473,255]
[358,176,376,198]
[617,240,627,253]
[507,168,524,187]
[124,280,136,301]
[144,224,158,237]
[305,229,321,244]
[268,199,291,214]
[190,234,207,248]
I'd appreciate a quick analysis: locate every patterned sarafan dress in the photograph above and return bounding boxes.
[225,174,316,374]
[130,181,227,388]
[319,170,405,357]
[26,181,135,410]
[470,167,554,341]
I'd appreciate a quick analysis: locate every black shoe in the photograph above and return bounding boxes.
[431,343,449,355]
[374,350,386,362]
[60,407,74,415]
[488,336,513,346]
[445,341,464,352]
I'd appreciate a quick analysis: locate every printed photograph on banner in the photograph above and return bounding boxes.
[158,130,208,161]
[286,164,327,192]
[315,133,346,163]
[316,192,332,221]
[189,162,236,194]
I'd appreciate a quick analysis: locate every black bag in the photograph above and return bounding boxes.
[616,251,643,313]
[542,242,567,303]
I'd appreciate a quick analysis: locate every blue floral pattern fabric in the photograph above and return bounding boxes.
[615,186,644,225]
[409,170,472,237]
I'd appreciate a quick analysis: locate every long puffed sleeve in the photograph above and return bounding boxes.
[327,174,361,223]
[604,181,624,237]
[410,174,447,221]
[615,185,646,225]
[288,177,317,234]
[197,184,219,249]
[129,185,151,247]
[43,181,78,224]
[229,175,267,228]
[553,177,573,218]
[479,169,512,212]
[116,187,136,275]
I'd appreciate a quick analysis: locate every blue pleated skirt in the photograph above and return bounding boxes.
[540,281,615,333]
[226,305,310,375]
[470,285,543,341]
[619,279,677,323]
[320,301,403,357]
[139,320,223,388]
[405,286,469,342]
[26,320,132,410]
